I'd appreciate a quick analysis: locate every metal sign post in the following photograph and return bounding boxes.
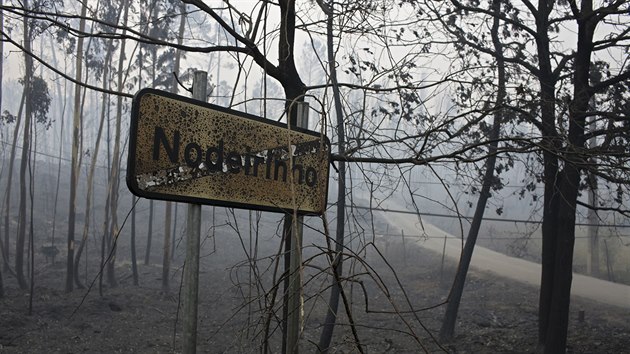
[284,102,308,354]
[182,71,207,354]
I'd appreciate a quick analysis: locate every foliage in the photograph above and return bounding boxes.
[1,110,17,124]
[25,76,53,128]
[2,76,52,128]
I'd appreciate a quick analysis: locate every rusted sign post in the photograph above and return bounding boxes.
[127,74,330,353]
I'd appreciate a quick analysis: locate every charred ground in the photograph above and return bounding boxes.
[1,221,628,353]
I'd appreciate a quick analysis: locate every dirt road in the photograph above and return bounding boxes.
[381,209,630,309]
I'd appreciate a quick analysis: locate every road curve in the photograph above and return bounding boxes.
[381,209,630,309]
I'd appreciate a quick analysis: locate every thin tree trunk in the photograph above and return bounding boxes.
[171,203,178,260]
[439,0,505,340]
[65,0,88,293]
[0,259,3,298]
[0,0,3,146]
[48,42,68,264]
[0,0,5,282]
[131,197,139,285]
[107,0,131,288]
[161,2,186,294]
[276,1,307,351]
[74,39,113,289]
[99,188,110,296]
[0,0,4,289]
[99,76,114,296]
[144,202,153,265]
[28,116,36,314]
[142,2,159,270]
[587,176,599,275]
[586,116,599,276]
[2,92,24,274]
[130,0,156,276]
[16,0,34,290]
[318,1,347,351]
[162,203,171,292]
[146,0,161,273]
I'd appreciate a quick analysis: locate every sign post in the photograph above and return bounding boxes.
[182,71,207,354]
[284,102,308,354]
[126,74,330,354]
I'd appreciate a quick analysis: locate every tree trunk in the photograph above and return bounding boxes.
[162,203,171,293]
[535,1,561,349]
[74,37,113,289]
[586,116,599,276]
[0,0,2,129]
[16,0,34,290]
[318,1,347,351]
[65,0,87,293]
[586,176,599,276]
[131,197,139,285]
[99,99,113,296]
[48,40,67,267]
[0,0,5,280]
[542,172,578,353]
[276,1,307,351]
[144,201,154,265]
[0,261,3,298]
[144,1,161,269]
[28,116,37,314]
[172,203,178,260]
[0,0,4,283]
[106,0,131,288]
[99,189,110,296]
[160,2,186,294]
[2,92,24,274]
[439,0,505,340]
[538,2,596,352]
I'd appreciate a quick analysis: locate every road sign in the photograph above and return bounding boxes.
[127,88,330,215]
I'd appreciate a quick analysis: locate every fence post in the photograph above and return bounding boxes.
[401,229,407,266]
[440,235,447,283]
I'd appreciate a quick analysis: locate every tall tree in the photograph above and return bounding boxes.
[0,0,11,274]
[139,0,179,269]
[439,0,506,340]
[424,0,630,351]
[74,32,118,289]
[106,0,131,288]
[1,91,23,275]
[0,5,3,295]
[47,33,68,268]
[15,0,36,290]
[317,1,348,351]
[66,0,88,293]
[535,2,629,351]
[162,1,187,294]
